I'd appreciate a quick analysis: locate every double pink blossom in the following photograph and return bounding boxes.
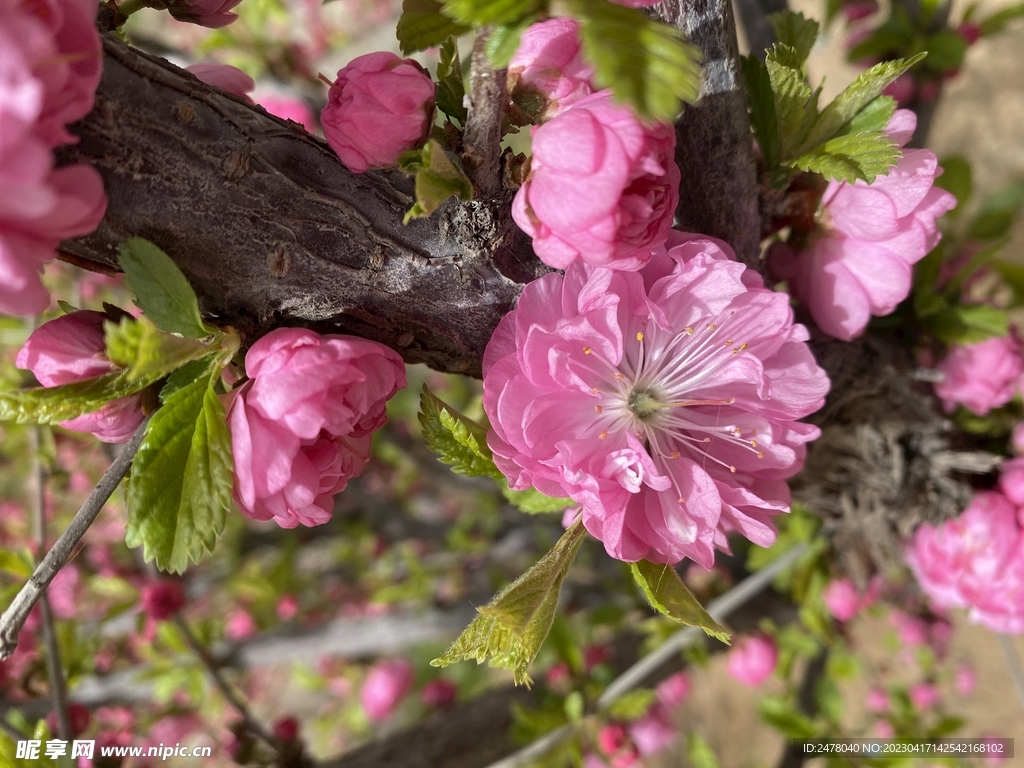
[226,328,406,528]
[507,19,594,122]
[512,91,679,272]
[360,659,414,722]
[933,334,1024,416]
[320,52,435,174]
[16,311,146,442]
[905,491,1024,634]
[790,110,956,340]
[1,0,106,316]
[483,232,828,567]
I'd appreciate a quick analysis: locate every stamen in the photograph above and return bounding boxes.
[599,430,608,440]
[583,346,591,355]
[684,327,694,336]
[595,405,603,414]
[707,323,717,330]
[732,343,748,355]
[757,452,765,459]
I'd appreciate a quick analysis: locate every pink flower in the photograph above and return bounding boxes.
[881,73,915,106]
[360,659,414,722]
[226,328,406,528]
[823,577,865,621]
[790,110,956,340]
[159,0,242,27]
[259,95,316,132]
[726,635,778,687]
[48,565,80,619]
[873,720,895,738]
[934,335,1024,416]
[483,233,828,566]
[1,0,106,316]
[958,22,982,46]
[1012,422,1024,454]
[16,311,145,442]
[225,609,257,641]
[272,716,300,742]
[629,707,677,757]
[148,714,201,745]
[1000,457,1024,505]
[513,91,679,272]
[508,18,595,121]
[320,53,435,174]
[598,724,628,756]
[140,580,186,621]
[866,688,889,713]
[890,610,930,647]
[276,594,299,621]
[954,663,976,695]
[842,0,879,21]
[420,678,457,709]
[186,63,254,99]
[655,671,690,709]
[909,682,941,710]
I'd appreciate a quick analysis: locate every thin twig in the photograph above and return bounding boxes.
[28,423,73,741]
[485,544,810,768]
[172,615,277,750]
[461,28,507,199]
[0,417,150,660]
[999,634,1024,709]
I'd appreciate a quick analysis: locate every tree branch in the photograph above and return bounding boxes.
[654,0,762,268]
[462,29,508,200]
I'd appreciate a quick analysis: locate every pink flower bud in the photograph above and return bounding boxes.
[958,22,982,45]
[48,565,81,619]
[726,635,778,687]
[598,724,629,756]
[656,672,690,709]
[321,53,435,173]
[866,688,889,713]
[545,661,571,687]
[16,311,145,443]
[584,644,611,671]
[225,609,257,641]
[873,720,895,738]
[909,682,941,710]
[186,63,254,99]
[954,663,977,695]
[276,594,299,621]
[140,579,186,621]
[421,678,457,709]
[360,659,414,722]
[159,0,242,28]
[934,335,1024,416]
[512,91,679,271]
[842,0,879,21]
[508,19,595,121]
[823,577,863,621]
[272,716,300,742]
[890,610,929,647]
[629,707,676,757]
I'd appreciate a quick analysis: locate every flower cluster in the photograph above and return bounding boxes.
[320,53,435,174]
[1,0,107,316]
[933,333,1024,416]
[16,311,146,442]
[905,489,1024,634]
[225,328,406,528]
[786,110,956,340]
[484,232,829,567]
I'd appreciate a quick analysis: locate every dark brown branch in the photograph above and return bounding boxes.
[59,36,543,377]
[654,0,762,268]
[462,29,508,200]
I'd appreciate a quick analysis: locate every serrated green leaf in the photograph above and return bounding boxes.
[486,15,537,68]
[105,316,212,383]
[967,181,1024,240]
[571,0,701,122]
[432,522,586,685]
[800,54,925,152]
[399,139,474,221]
[758,696,819,738]
[630,560,729,643]
[604,688,656,721]
[934,155,971,214]
[435,35,468,125]
[741,55,781,170]
[845,95,896,134]
[118,238,213,339]
[397,0,470,55]
[789,130,900,183]
[441,0,542,26]
[0,369,158,426]
[418,384,503,479]
[125,373,232,573]
[927,303,1008,345]
[160,355,220,403]
[768,11,819,65]
[687,733,722,768]
[502,486,572,514]
[766,49,817,157]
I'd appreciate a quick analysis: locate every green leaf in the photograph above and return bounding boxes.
[486,14,538,68]
[397,0,470,55]
[502,486,572,514]
[768,11,819,66]
[105,316,212,383]
[604,688,656,721]
[757,696,818,738]
[765,49,817,158]
[934,155,972,214]
[398,139,474,222]
[927,303,1008,345]
[979,1,1024,35]
[125,373,232,573]
[800,54,926,152]
[435,36,468,125]
[440,0,542,26]
[741,55,781,170]
[0,548,33,579]
[418,384,503,479]
[789,130,900,183]
[967,181,1024,240]
[845,95,896,134]
[0,370,158,426]
[686,733,722,768]
[571,0,701,122]
[432,521,587,685]
[921,30,967,72]
[117,238,213,339]
[160,355,221,403]
[630,560,729,643]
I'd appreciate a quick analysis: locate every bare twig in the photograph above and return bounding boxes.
[28,423,73,741]
[462,28,508,199]
[172,615,277,750]
[0,418,150,660]
[999,634,1024,709]
[484,544,810,768]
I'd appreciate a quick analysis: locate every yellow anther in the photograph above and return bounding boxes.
[636,332,644,341]
[732,343,748,355]
[750,439,758,447]
[708,323,717,330]
[684,326,694,336]
[724,339,733,346]
[583,346,592,355]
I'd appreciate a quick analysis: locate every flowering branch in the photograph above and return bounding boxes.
[0,417,149,660]
[462,28,508,200]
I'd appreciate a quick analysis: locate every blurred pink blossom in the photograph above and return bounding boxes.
[866,687,889,713]
[909,682,941,710]
[726,635,778,687]
[360,659,414,722]
[954,663,977,695]
[656,671,690,709]
[934,334,1024,416]
[186,63,254,99]
[421,678,457,709]
[225,609,257,641]
[823,577,864,621]
[259,95,316,132]
[140,580,186,621]
[159,0,242,28]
